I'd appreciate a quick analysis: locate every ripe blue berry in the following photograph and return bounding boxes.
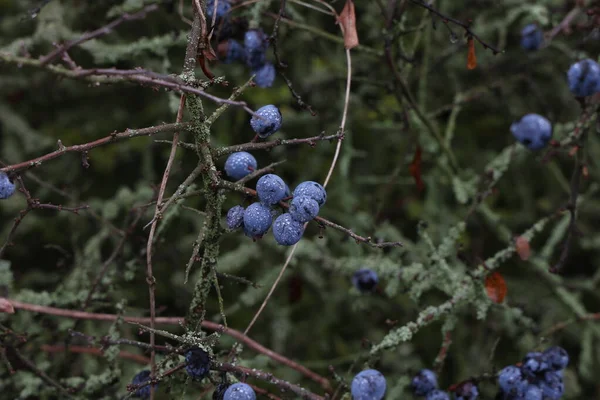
[567,59,600,97]
[219,39,246,64]
[411,369,438,396]
[521,352,550,377]
[289,195,319,223]
[131,370,158,399]
[244,29,268,69]
[0,172,15,199]
[207,0,231,19]
[250,105,282,138]
[273,213,304,246]
[223,382,256,400]
[352,269,379,292]
[185,346,211,380]
[510,113,552,151]
[256,174,287,205]
[243,202,272,238]
[253,62,276,88]
[426,390,450,400]
[350,369,386,400]
[454,381,479,400]
[524,385,543,400]
[213,383,231,400]
[224,152,257,180]
[540,371,564,400]
[498,366,527,396]
[521,24,543,51]
[543,346,569,370]
[227,206,245,230]
[293,181,327,206]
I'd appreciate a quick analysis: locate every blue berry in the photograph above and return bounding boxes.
[352,269,379,292]
[273,213,304,246]
[243,202,272,238]
[250,105,282,138]
[131,370,158,399]
[224,152,257,180]
[185,346,211,380]
[0,172,15,199]
[426,390,450,400]
[207,0,231,19]
[227,206,245,230]
[350,369,386,400]
[521,352,550,377]
[543,346,569,370]
[244,29,268,69]
[256,174,287,205]
[411,369,438,396]
[521,24,543,51]
[253,62,276,88]
[523,385,543,400]
[498,366,527,396]
[219,39,246,64]
[293,181,327,207]
[213,383,231,400]
[539,371,564,400]
[289,195,319,223]
[223,382,256,400]
[454,381,479,400]
[567,59,600,97]
[510,113,552,151]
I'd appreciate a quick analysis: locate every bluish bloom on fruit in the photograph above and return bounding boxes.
[425,390,450,400]
[227,206,245,230]
[293,181,327,206]
[524,385,543,400]
[539,371,564,400]
[244,29,268,69]
[510,113,552,150]
[498,366,527,396]
[223,382,256,400]
[454,381,479,400]
[567,58,600,97]
[289,195,319,223]
[350,369,386,400]
[185,346,211,380]
[225,152,257,180]
[250,105,282,138]
[543,346,569,370]
[213,383,231,400]
[521,352,550,377]
[256,174,287,205]
[253,62,276,88]
[521,23,543,51]
[219,39,246,64]
[207,0,231,19]
[243,202,273,238]
[0,172,15,199]
[131,370,158,399]
[273,213,304,245]
[352,268,379,292]
[411,369,438,396]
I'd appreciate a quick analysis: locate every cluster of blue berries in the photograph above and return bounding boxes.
[351,369,387,400]
[130,370,159,399]
[227,176,326,245]
[411,369,478,400]
[497,346,568,400]
[0,171,15,199]
[352,268,379,293]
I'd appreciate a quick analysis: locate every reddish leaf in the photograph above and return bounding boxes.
[409,145,425,192]
[485,272,507,304]
[467,37,477,70]
[0,298,15,314]
[515,236,531,261]
[338,0,359,49]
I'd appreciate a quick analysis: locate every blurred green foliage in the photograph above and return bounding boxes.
[1,0,600,399]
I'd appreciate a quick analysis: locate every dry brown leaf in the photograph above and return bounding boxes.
[339,0,359,49]
[0,298,15,314]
